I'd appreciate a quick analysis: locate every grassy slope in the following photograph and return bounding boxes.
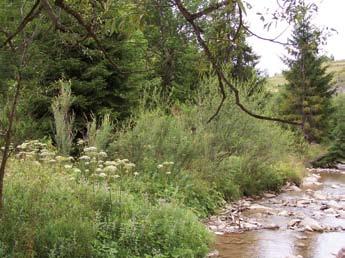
[268,59,345,93]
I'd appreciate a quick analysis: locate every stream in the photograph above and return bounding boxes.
[207,168,345,258]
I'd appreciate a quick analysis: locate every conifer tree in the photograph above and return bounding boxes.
[281,4,334,143]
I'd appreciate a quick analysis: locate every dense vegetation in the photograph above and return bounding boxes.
[0,0,343,257]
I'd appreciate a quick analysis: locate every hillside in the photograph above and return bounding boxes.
[268,59,345,93]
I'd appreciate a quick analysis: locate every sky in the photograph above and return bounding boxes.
[245,0,345,76]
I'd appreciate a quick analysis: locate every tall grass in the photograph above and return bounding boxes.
[86,114,114,151]
[52,80,75,155]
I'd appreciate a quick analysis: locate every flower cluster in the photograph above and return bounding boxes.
[11,140,174,184]
[157,161,174,175]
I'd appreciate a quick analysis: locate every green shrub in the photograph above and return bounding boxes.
[110,78,303,214]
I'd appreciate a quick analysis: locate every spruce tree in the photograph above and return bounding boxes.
[281,6,334,143]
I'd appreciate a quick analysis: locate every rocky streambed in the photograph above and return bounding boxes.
[206,167,345,258]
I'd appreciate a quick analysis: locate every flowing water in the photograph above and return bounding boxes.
[213,171,345,258]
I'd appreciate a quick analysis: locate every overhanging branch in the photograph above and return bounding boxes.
[1,0,41,48]
[174,0,301,125]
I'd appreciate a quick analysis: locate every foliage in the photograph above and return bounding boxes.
[280,4,334,143]
[52,81,75,155]
[110,77,303,215]
[0,158,212,258]
[86,114,114,151]
[311,94,345,167]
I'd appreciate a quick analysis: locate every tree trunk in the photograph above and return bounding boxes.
[0,73,22,210]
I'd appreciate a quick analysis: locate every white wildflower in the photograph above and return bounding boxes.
[125,163,136,170]
[105,161,116,166]
[79,155,91,161]
[64,165,73,169]
[77,139,85,145]
[157,164,163,169]
[99,173,107,178]
[84,146,97,153]
[33,161,41,166]
[133,172,139,176]
[104,165,117,173]
[55,156,66,162]
[166,171,171,175]
[98,151,108,158]
[73,168,81,173]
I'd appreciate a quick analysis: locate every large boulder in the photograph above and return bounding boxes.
[337,247,345,258]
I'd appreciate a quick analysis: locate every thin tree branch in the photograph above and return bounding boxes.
[54,0,121,71]
[174,0,301,125]
[243,25,291,45]
[1,0,41,48]
[191,0,232,20]
[40,0,68,32]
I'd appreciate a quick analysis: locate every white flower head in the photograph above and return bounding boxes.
[104,165,117,173]
[84,146,97,153]
[73,168,81,174]
[55,156,66,162]
[99,173,107,178]
[105,161,116,166]
[79,155,91,161]
[157,164,163,169]
[77,139,85,145]
[64,165,73,169]
[98,151,108,158]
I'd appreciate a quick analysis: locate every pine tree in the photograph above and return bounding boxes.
[281,6,334,143]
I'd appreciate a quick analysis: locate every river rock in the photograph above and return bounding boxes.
[278,210,289,217]
[263,193,276,198]
[336,163,345,170]
[300,217,323,232]
[288,219,301,227]
[336,247,345,258]
[297,199,311,206]
[263,223,280,230]
[302,174,322,187]
[207,249,219,257]
[323,208,337,214]
[314,191,327,200]
[249,204,273,213]
[328,200,342,209]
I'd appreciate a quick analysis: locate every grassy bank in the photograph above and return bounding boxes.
[0,81,305,257]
